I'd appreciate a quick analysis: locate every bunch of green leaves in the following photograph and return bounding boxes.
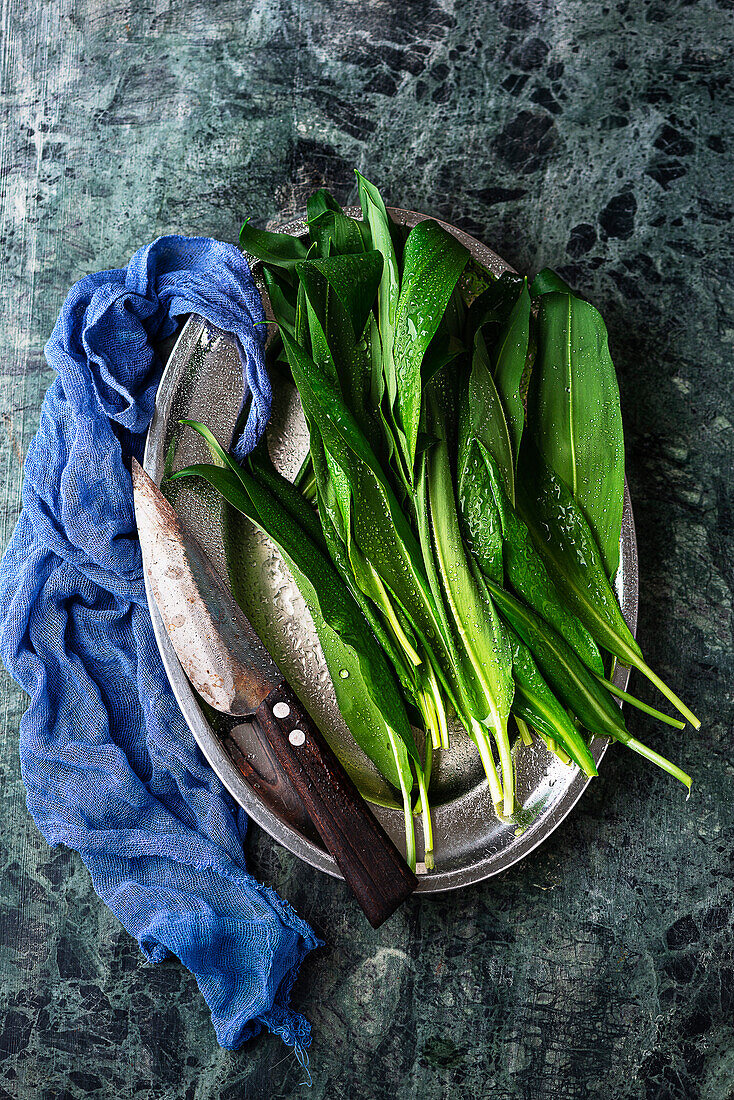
[174,173,698,872]
[455,262,697,782]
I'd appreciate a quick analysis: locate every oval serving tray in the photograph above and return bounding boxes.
[143,207,638,893]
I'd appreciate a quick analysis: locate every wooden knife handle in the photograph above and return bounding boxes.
[254,681,417,928]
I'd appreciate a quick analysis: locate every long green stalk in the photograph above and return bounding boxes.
[594,675,686,730]
[516,716,533,747]
[470,719,504,812]
[415,765,434,871]
[611,729,692,790]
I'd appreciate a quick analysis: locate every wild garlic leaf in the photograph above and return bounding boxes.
[477,442,604,676]
[297,251,383,340]
[306,188,342,223]
[457,435,504,585]
[427,437,514,730]
[507,628,598,776]
[527,291,625,578]
[530,267,574,297]
[392,220,469,477]
[491,277,533,466]
[356,172,401,400]
[516,435,700,729]
[465,271,525,349]
[308,209,371,258]
[239,222,308,270]
[421,331,465,386]
[465,328,515,503]
[423,374,516,809]
[297,253,383,449]
[262,267,297,338]
[483,573,629,744]
[279,329,452,683]
[516,436,639,662]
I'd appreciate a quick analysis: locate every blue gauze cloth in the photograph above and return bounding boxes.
[0,236,322,1051]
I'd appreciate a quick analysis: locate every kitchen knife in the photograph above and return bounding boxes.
[132,458,417,927]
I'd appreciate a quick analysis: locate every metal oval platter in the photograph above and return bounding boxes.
[144,208,638,893]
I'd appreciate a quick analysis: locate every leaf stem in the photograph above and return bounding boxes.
[412,733,433,815]
[419,688,441,751]
[423,731,433,791]
[541,735,571,766]
[515,716,533,747]
[615,733,692,790]
[632,659,701,730]
[489,709,515,817]
[415,765,435,871]
[369,570,422,668]
[594,674,686,729]
[425,660,449,750]
[470,719,504,812]
[396,766,417,872]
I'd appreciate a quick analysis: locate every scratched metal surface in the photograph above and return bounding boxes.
[143,208,638,892]
[0,2,732,1098]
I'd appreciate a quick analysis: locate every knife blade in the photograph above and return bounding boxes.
[132,458,417,927]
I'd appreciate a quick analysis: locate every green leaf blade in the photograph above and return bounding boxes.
[457,436,504,585]
[483,575,628,743]
[356,172,400,373]
[279,329,451,680]
[477,442,605,677]
[528,291,625,578]
[464,328,515,503]
[428,439,515,732]
[516,442,700,728]
[297,251,384,341]
[530,268,574,297]
[492,277,533,465]
[392,220,470,474]
[509,630,598,776]
[239,222,309,270]
[516,438,641,664]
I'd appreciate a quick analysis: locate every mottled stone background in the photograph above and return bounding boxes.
[1,1,733,1098]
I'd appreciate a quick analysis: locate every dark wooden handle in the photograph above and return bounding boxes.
[254,681,417,928]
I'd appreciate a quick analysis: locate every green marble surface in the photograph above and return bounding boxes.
[1,2,732,1097]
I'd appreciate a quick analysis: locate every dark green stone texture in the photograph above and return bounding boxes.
[0,2,732,1097]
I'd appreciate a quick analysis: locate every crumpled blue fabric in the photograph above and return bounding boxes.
[0,236,321,1051]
